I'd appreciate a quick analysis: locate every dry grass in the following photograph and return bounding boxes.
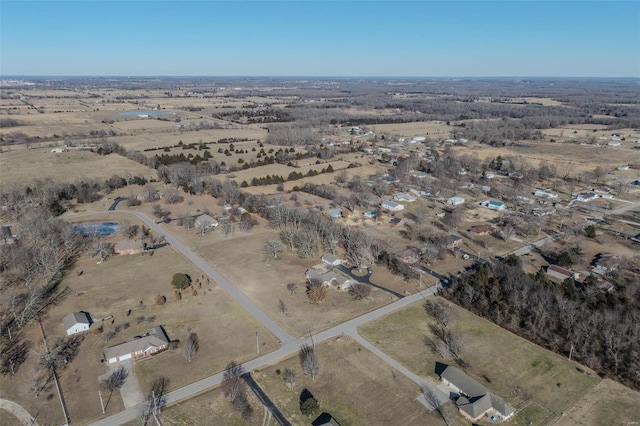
[555,379,640,426]
[0,148,154,186]
[358,299,602,423]
[253,336,441,425]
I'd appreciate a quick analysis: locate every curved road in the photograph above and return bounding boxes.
[0,398,38,426]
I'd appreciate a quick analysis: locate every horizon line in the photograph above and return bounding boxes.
[2,75,639,80]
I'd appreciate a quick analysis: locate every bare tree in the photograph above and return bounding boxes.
[287,283,298,295]
[422,385,454,425]
[102,366,128,409]
[349,283,371,300]
[283,368,297,390]
[278,299,288,315]
[182,332,199,363]
[141,376,169,425]
[222,361,245,402]
[264,239,283,259]
[306,280,329,303]
[91,238,113,263]
[300,345,321,381]
[424,301,454,327]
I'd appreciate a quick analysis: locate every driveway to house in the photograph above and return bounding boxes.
[335,264,405,299]
[67,210,295,345]
[0,398,38,425]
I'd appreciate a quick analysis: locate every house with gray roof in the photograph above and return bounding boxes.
[305,269,353,291]
[104,326,170,364]
[439,365,515,422]
[63,311,93,336]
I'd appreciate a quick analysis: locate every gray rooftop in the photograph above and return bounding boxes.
[104,326,169,361]
[62,311,92,329]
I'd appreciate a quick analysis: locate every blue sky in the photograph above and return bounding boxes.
[1,1,639,77]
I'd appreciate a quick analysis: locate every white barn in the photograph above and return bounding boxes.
[63,312,92,336]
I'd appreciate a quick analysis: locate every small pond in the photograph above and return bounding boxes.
[120,110,173,116]
[72,222,121,236]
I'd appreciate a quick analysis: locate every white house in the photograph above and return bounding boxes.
[381,200,404,211]
[608,142,621,147]
[63,312,92,336]
[195,214,218,229]
[481,200,506,211]
[484,172,496,179]
[573,192,598,202]
[326,208,343,219]
[447,196,465,206]
[104,326,170,364]
[393,193,417,202]
[534,189,558,199]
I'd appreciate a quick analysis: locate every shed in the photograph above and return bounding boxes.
[63,312,92,336]
[447,197,465,206]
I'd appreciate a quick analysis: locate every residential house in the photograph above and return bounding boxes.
[393,193,417,202]
[312,413,341,426]
[362,210,377,219]
[381,200,404,212]
[396,247,421,264]
[321,254,343,267]
[439,365,515,422]
[445,235,462,250]
[423,189,441,197]
[114,239,144,255]
[305,269,353,291]
[484,172,496,179]
[447,196,465,206]
[534,189,558,199]
[104,326,170,364]
[195,214,218,229]
[573,192,598,202]
[608,142,621,147]
[470,225,497,236]
[546,265,579,281]
[63,312,92,336]
[481,200,506,211]
[412,171,429,179]
[326,208,343,219]
[389,217,405,227]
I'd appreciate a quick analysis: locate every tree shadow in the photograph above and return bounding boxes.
[299,388,314,405]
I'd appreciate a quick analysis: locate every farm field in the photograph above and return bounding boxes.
[358,298,603,425]
[0,148,154,186]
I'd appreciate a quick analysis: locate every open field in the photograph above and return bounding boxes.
[358,299,603,424]
[253,336,441,425]
[555,379,640,426]
[1,215,279,425]
[0,148,154,186]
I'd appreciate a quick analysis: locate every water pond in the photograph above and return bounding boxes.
[72,222,121,236]
[120,110,173,116]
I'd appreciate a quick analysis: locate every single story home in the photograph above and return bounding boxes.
[326,208,343,219]
[412,171,429,179]
[445,235,463,250]
[104,326,170,364]
[195,214,218,228]
[362,210,377,219]
[546,265,579,281]
[381,200,404,212]
[534,189,558,199]
[305,269,353,291]
[114,239,144,255]
[312,413,341,426]
[484,172,496,179]
[481,200,506,211]
[396,247,421,264]
[63,311,92,336]
[573,192,598,202]
[321,254,343,267]
[447,196,465,206]
[439,365,515,422]
[389,217,405,227]
[470,225,497,236]
[393,193,417,202]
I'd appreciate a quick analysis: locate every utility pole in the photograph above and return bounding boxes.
[256,331,259,354]
[568,343,574,362]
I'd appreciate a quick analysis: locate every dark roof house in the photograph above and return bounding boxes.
[439,365,515,422]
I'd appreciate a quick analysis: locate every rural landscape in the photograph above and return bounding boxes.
[1,76,639,426]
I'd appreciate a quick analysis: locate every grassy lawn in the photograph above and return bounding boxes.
[555,379,640,426]
[358,298,602,423]
[253,336,441,426]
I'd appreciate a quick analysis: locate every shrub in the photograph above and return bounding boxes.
[171,273,190,289]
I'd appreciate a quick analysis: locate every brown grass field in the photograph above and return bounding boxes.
[0,148,154,186]
[358,299,606,425]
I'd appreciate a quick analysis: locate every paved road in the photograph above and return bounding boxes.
[243,373,291,426]
[89,283,442,426]
[0,398,38,425]
[68,210,295,345]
